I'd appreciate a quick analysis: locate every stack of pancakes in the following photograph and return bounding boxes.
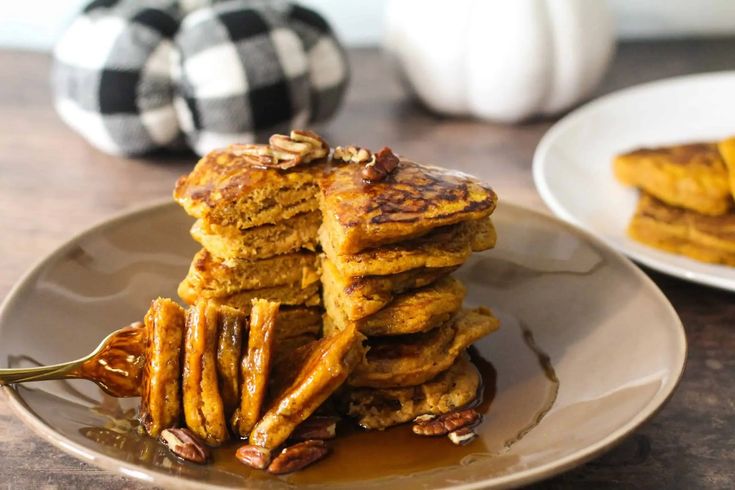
[173,135,501,431]
[173,148,325,353]
[614,138,735,265]
[317,161,500,429]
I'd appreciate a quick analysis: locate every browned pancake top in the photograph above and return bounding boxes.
[624,143,722,167]
[174,149,325,212]
[318,159,497,253]
[320,159,497,227]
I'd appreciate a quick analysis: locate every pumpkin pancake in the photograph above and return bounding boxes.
[139,298,186,438]
[614,142,732,215]
[321,257,457,321]
[191,211,321,261]
[271,308,322,367]
[343,353,480,430]
[232,299,278,437]
[275,306,322,340]
[173,148,324,229]
[323,276,466,336]
[272,333,320,368]
[180,280,321,311]
[348,307,499,388]
[250,325,365,449]
[717,136,735,200]
[318,159,498,254]
[628,193,735,266]
[182,300,230,446]
[213,304,248,419]
[178,249,320,301]
[320,217,496,277]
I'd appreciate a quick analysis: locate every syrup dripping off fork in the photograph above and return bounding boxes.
[0,322,145,397]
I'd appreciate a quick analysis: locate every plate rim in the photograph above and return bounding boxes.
[0,199,687,489]
[533,70,735,292]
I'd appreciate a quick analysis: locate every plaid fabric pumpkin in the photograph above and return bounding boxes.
[52,0,349,156]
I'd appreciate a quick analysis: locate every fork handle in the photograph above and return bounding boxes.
[0,361,81,385]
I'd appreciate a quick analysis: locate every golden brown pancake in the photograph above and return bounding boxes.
[199,282,322,311]
[628,193,735,266]
[717,136,735,200]
[213,304,247,419]
[191,211,321,260]
[272,333,319,368]
[140,298,186,437]
[178,249,320,302]
[320,217,496,277]
[323,276,466,336]
[614,142,732,215]
[232,299,278,437]
[348,307,499,388]
[343,354,480,430]
[182,300,229,446]
[173,148,324,228]
[318,160,498,254]
[268,306,322,371]
[275,306,322,340]
[250,325,365,449]
[321,257,457,321]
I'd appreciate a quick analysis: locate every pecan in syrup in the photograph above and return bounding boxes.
[448,426,478,446]
[411,408,481,436]
[290,416,338,441]
[267,440,329,474]
[159,427,210,464]
[235,444,272,470]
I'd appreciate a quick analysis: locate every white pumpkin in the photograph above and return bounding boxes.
[384,0,616,122]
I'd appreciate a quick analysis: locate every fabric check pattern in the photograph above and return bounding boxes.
[52,0,349,157]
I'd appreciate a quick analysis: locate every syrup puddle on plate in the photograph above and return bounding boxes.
[74,309,559,485]
[214,309,560,485]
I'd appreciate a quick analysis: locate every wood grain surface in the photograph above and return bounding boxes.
[1,40,734,489]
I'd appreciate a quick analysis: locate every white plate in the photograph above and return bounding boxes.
[533,71,735,291]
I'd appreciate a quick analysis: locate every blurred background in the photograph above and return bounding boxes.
[3,0,735,51]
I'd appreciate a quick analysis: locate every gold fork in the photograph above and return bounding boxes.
[0,322,146,397]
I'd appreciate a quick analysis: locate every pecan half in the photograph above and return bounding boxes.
[159,427,210,464]
[267,440,329,475]
[229,144,281,168]
[290,416,338,441]
[448,427,478,446]
[270,134,312,158]
[235,444,272,470]
[362,147,399,182]
[291,129,329,159]
[413,414,436,424]
[229,130,330,170]
[411,408,481,436]
[333,145,374,164]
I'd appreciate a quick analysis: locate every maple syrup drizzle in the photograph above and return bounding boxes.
[209,348,501,484]
[80,323,559,483]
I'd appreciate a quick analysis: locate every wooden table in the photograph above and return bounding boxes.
[1,41,734,488]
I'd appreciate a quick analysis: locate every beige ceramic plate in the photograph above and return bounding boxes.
[0,201,685,489]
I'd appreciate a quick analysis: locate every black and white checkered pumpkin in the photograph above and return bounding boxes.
[52,0,349,157]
